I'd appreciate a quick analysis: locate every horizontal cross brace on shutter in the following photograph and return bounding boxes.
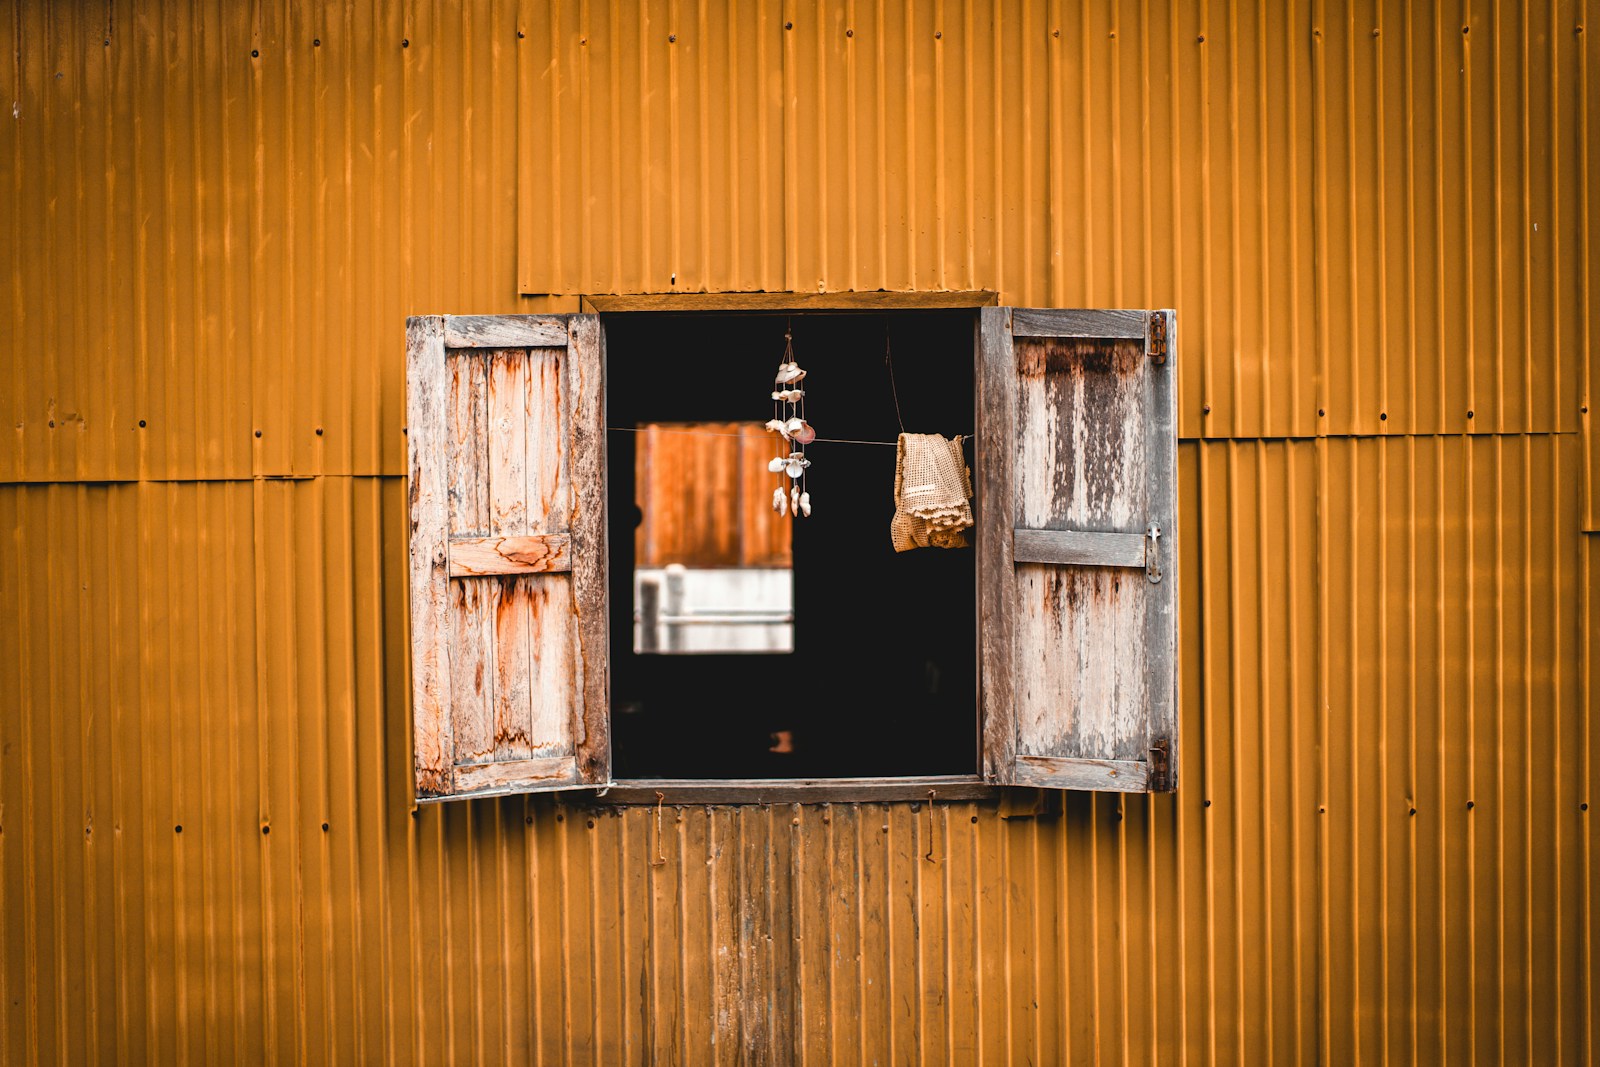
[448,534,572,576]
[443,315,570,349]
[1012,529,1146,569]
[1008,308,1148,339]
[450,755,581,797]
[1013,755,1151,792]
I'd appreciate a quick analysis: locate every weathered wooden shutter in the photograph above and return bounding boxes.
[406,314,609,800]
[978,308,1178,792]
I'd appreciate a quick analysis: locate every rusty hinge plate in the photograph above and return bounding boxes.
[1148,739,1171,792]
[1148,311,1167,363]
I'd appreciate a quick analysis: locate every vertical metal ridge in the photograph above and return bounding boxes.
[1404,434,1421,1064]
[1583,0,1598,529]
[1434,432,1454,1061]
[1376,435,1391,1059]
[1311,433,1331,1064]
[1198,445,1218,1059]
[1283,438,1307,1061]
[1582,534,1596,1065]
[1253,442,1278,1060]
[1222,0,1242,430]
[1225,440,1246,1062]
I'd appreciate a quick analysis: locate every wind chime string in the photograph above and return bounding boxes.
[765,319,813,517]
[886,330,907,434]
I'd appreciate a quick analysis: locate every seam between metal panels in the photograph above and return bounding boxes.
[0,432,1585,489]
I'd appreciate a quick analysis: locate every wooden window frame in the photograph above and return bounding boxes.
[590,292,994,804]
[408,293,1175,805]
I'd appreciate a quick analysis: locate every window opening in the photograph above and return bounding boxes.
[633,420,795,654]
[605,311,978,780]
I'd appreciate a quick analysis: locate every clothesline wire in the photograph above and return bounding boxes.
[606,426,975,449]
[606,425,943,447]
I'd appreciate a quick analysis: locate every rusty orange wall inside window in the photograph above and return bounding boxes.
[1,0,1596,1063]
[635,422,793,568]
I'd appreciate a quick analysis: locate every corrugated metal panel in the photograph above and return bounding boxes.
[1,1,1590,484]
[516,0,1590,441]
[4,0,1596,1061]
[0,0,552,484]
[3,433,1591,1062]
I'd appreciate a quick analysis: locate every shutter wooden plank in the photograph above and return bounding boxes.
[406,316,455,797]
[444,314,570,349]
[1013,755,1151,792]
[568,315,610,783]
[448,534,573,576]
[1015,337,1146,531]
[1012,529,1146,568]
[1009,308,1148,340]
[488,351,531,534]
[448,578,496,764]
[520,347,578,763]
[452,755,580,795]
[491,578,536,761]
[444,348,496,768]
[487,352,536,763]
[1014,566,1148,762]
[526,577,576,758]
[447,353,488,537]
[526,347,570,527]
[1144,310,1179,789]
[977,307,1017,783]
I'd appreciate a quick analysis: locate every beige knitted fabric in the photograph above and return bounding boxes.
[891,433,974,552]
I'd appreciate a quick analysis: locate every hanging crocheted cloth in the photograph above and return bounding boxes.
[890,432,973,551]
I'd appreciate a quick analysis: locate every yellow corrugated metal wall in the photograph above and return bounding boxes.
[1,0,1594,1063]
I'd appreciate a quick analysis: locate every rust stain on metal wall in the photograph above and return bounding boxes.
[1,0,1596,1063]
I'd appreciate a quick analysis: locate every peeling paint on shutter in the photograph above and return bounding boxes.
[979,308,1179,792]
[406,314,610,800]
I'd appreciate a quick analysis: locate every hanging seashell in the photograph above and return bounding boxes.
[798,491,812,517]
[775,388,804,403]
[790,421,816,445]
[785,459,805,479]
[767,456,786,473]
[785,417,806,436]
[791,485,802,513]
[787,366,807,383]
[764,418,790,438]
[772,487,788,515]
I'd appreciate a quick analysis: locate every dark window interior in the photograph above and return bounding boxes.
[605,310,978,778]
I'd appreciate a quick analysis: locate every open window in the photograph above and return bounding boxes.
[405,305,1176,801]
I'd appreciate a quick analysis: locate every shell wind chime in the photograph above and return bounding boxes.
[764,329,814,517]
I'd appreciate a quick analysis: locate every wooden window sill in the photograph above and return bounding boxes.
[590,775,996,805]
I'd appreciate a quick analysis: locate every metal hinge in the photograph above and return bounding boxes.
[1148,311,1167,364]
[1144,521,1163,583]
[1148,739,1171,792]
